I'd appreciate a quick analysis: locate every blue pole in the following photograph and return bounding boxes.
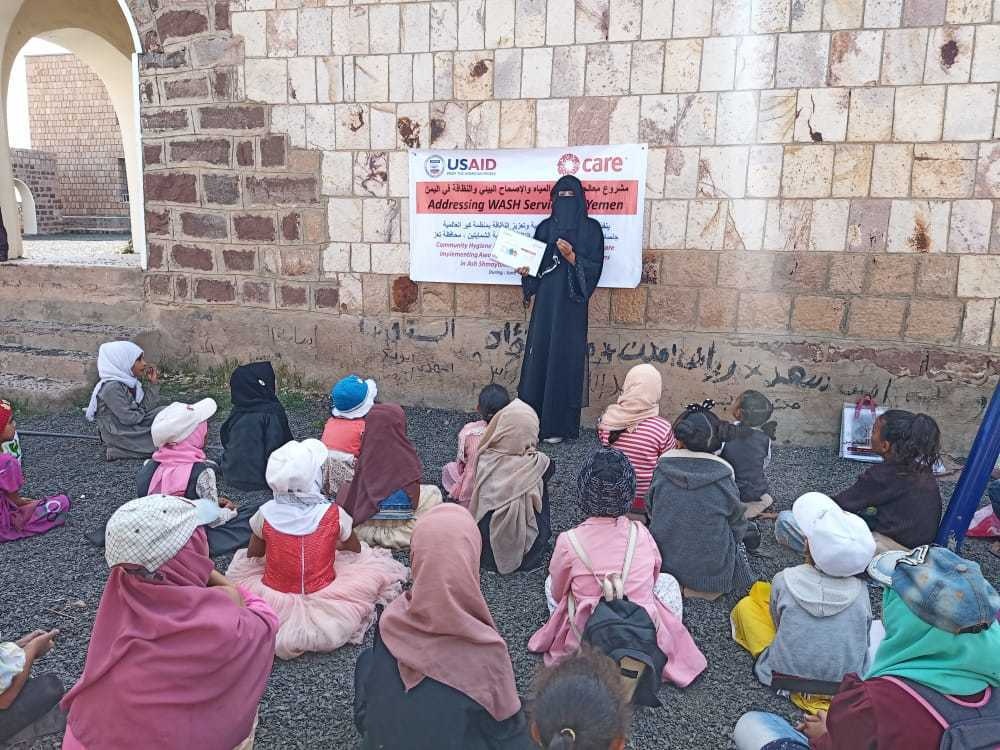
[936,382,1000,551]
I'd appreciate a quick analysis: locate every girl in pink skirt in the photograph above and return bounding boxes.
[226,439,408,660]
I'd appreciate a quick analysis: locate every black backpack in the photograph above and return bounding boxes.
[566,522,668,708]
[884,676,1000,750]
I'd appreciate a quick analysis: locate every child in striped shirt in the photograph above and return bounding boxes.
[597,364,675,517]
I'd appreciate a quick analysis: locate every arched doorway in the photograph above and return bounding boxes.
[12,177,36,234]
[0,0,145,264]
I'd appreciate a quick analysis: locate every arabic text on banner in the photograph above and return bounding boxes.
[407,146,648,288]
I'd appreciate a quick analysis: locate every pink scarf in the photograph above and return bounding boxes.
[148,423,208,496]
[61,529,278,750]
[379,504,521,721]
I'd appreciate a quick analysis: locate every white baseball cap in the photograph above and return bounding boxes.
[151,398,217,448]
[105,494,199,572]
[792,492,876,578]
[266,439,329,494]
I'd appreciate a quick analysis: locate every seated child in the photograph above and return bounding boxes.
[320,375,378,493]
[442,384,510,507]
[0,629,64,746]
[353,505,533,749]
[733,545,1000,750]
[221,361,294,491]
[226,439,408,660]
[85,341,165,461]
[469,399,553,574]
[731,493,875,712]
[721,390,778,519]
[139,399,262,556]
[596,364,675,517]
[337,403,441,550]
[647,400,756,600]
[0,454,70,543]
[776,410,942,554]
[0,400,21,461]
[529,448,706,691]
[529,647,632,750]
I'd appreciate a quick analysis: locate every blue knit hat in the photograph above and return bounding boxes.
[331,375,377,419]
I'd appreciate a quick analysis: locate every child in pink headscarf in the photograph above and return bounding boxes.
[441,384,510,507]
[0,454,70,543]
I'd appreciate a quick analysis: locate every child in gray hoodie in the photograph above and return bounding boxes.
[647,401,756,600]
[732,492,876,694]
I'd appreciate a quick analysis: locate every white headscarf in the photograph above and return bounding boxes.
[85,341,145,422]
[260,439,332,535]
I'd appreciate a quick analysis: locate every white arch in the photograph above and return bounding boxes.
[114,0,143,53]
[12,177,36,234]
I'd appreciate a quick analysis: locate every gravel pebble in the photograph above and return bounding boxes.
[4,397,998,750]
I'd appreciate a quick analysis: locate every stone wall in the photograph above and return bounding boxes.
[10,148,62,234]
[26,54,128,217]
[118,0,1000,452]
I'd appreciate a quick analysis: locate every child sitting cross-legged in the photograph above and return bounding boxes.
[529,447,706,693]
[721,390,778,519]
[776,410,943,554]
[731,492,876,713]
[647,400,757,600]
[226,439,408,660]
[441,384,510,508]
[320,375,378,494]
[596,364,676,519]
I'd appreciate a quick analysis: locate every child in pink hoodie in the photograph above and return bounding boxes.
[529,448,707,689]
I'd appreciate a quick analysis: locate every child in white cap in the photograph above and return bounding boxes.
[731,492,876,711]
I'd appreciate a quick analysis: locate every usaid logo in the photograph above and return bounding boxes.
[424,154,445,177]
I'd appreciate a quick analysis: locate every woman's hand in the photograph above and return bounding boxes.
[143,365,160,385]
[515,266,530,276]
[208,570,245,606]
[796,710,828,741]
[218,496,237,510]
[556,239,576,265]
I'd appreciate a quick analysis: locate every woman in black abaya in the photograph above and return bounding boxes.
[516,175,605,442]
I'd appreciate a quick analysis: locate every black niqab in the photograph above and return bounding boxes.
[517,174,605,440]
[229,361,280,410]
[220,361,294,490]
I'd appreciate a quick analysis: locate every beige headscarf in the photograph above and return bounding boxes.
[469,399,551,574]
[597,363,662,433]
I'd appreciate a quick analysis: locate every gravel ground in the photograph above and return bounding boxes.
[4,396,999,750]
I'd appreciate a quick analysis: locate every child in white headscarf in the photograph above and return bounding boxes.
[226,439,408,660]
[86,341,165,461]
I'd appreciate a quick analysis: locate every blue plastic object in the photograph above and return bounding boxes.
[936,383,1000,551]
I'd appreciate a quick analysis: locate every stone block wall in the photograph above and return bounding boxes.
[10,148,62,234]
[27,54,129,218]
[120,0,1000,451]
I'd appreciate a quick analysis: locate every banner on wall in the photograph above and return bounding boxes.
[408,145,648,288]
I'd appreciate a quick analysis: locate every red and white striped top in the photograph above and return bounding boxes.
[598,416,676,509]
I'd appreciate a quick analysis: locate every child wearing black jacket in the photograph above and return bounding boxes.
[721,391,777,520]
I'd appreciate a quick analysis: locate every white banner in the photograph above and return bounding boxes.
[408,145,648,288]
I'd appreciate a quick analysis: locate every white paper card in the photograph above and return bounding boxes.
[491,228,547,276]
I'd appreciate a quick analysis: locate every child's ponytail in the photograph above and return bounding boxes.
[530,647,631,750]
[547,728,577,748]
[879,410,941,473]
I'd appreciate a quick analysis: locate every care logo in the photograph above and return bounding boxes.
[557,153,580,175]
[424,154,445,177]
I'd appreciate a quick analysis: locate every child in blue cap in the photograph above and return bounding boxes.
[733,545,1000,750]
[320,375,378,493]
